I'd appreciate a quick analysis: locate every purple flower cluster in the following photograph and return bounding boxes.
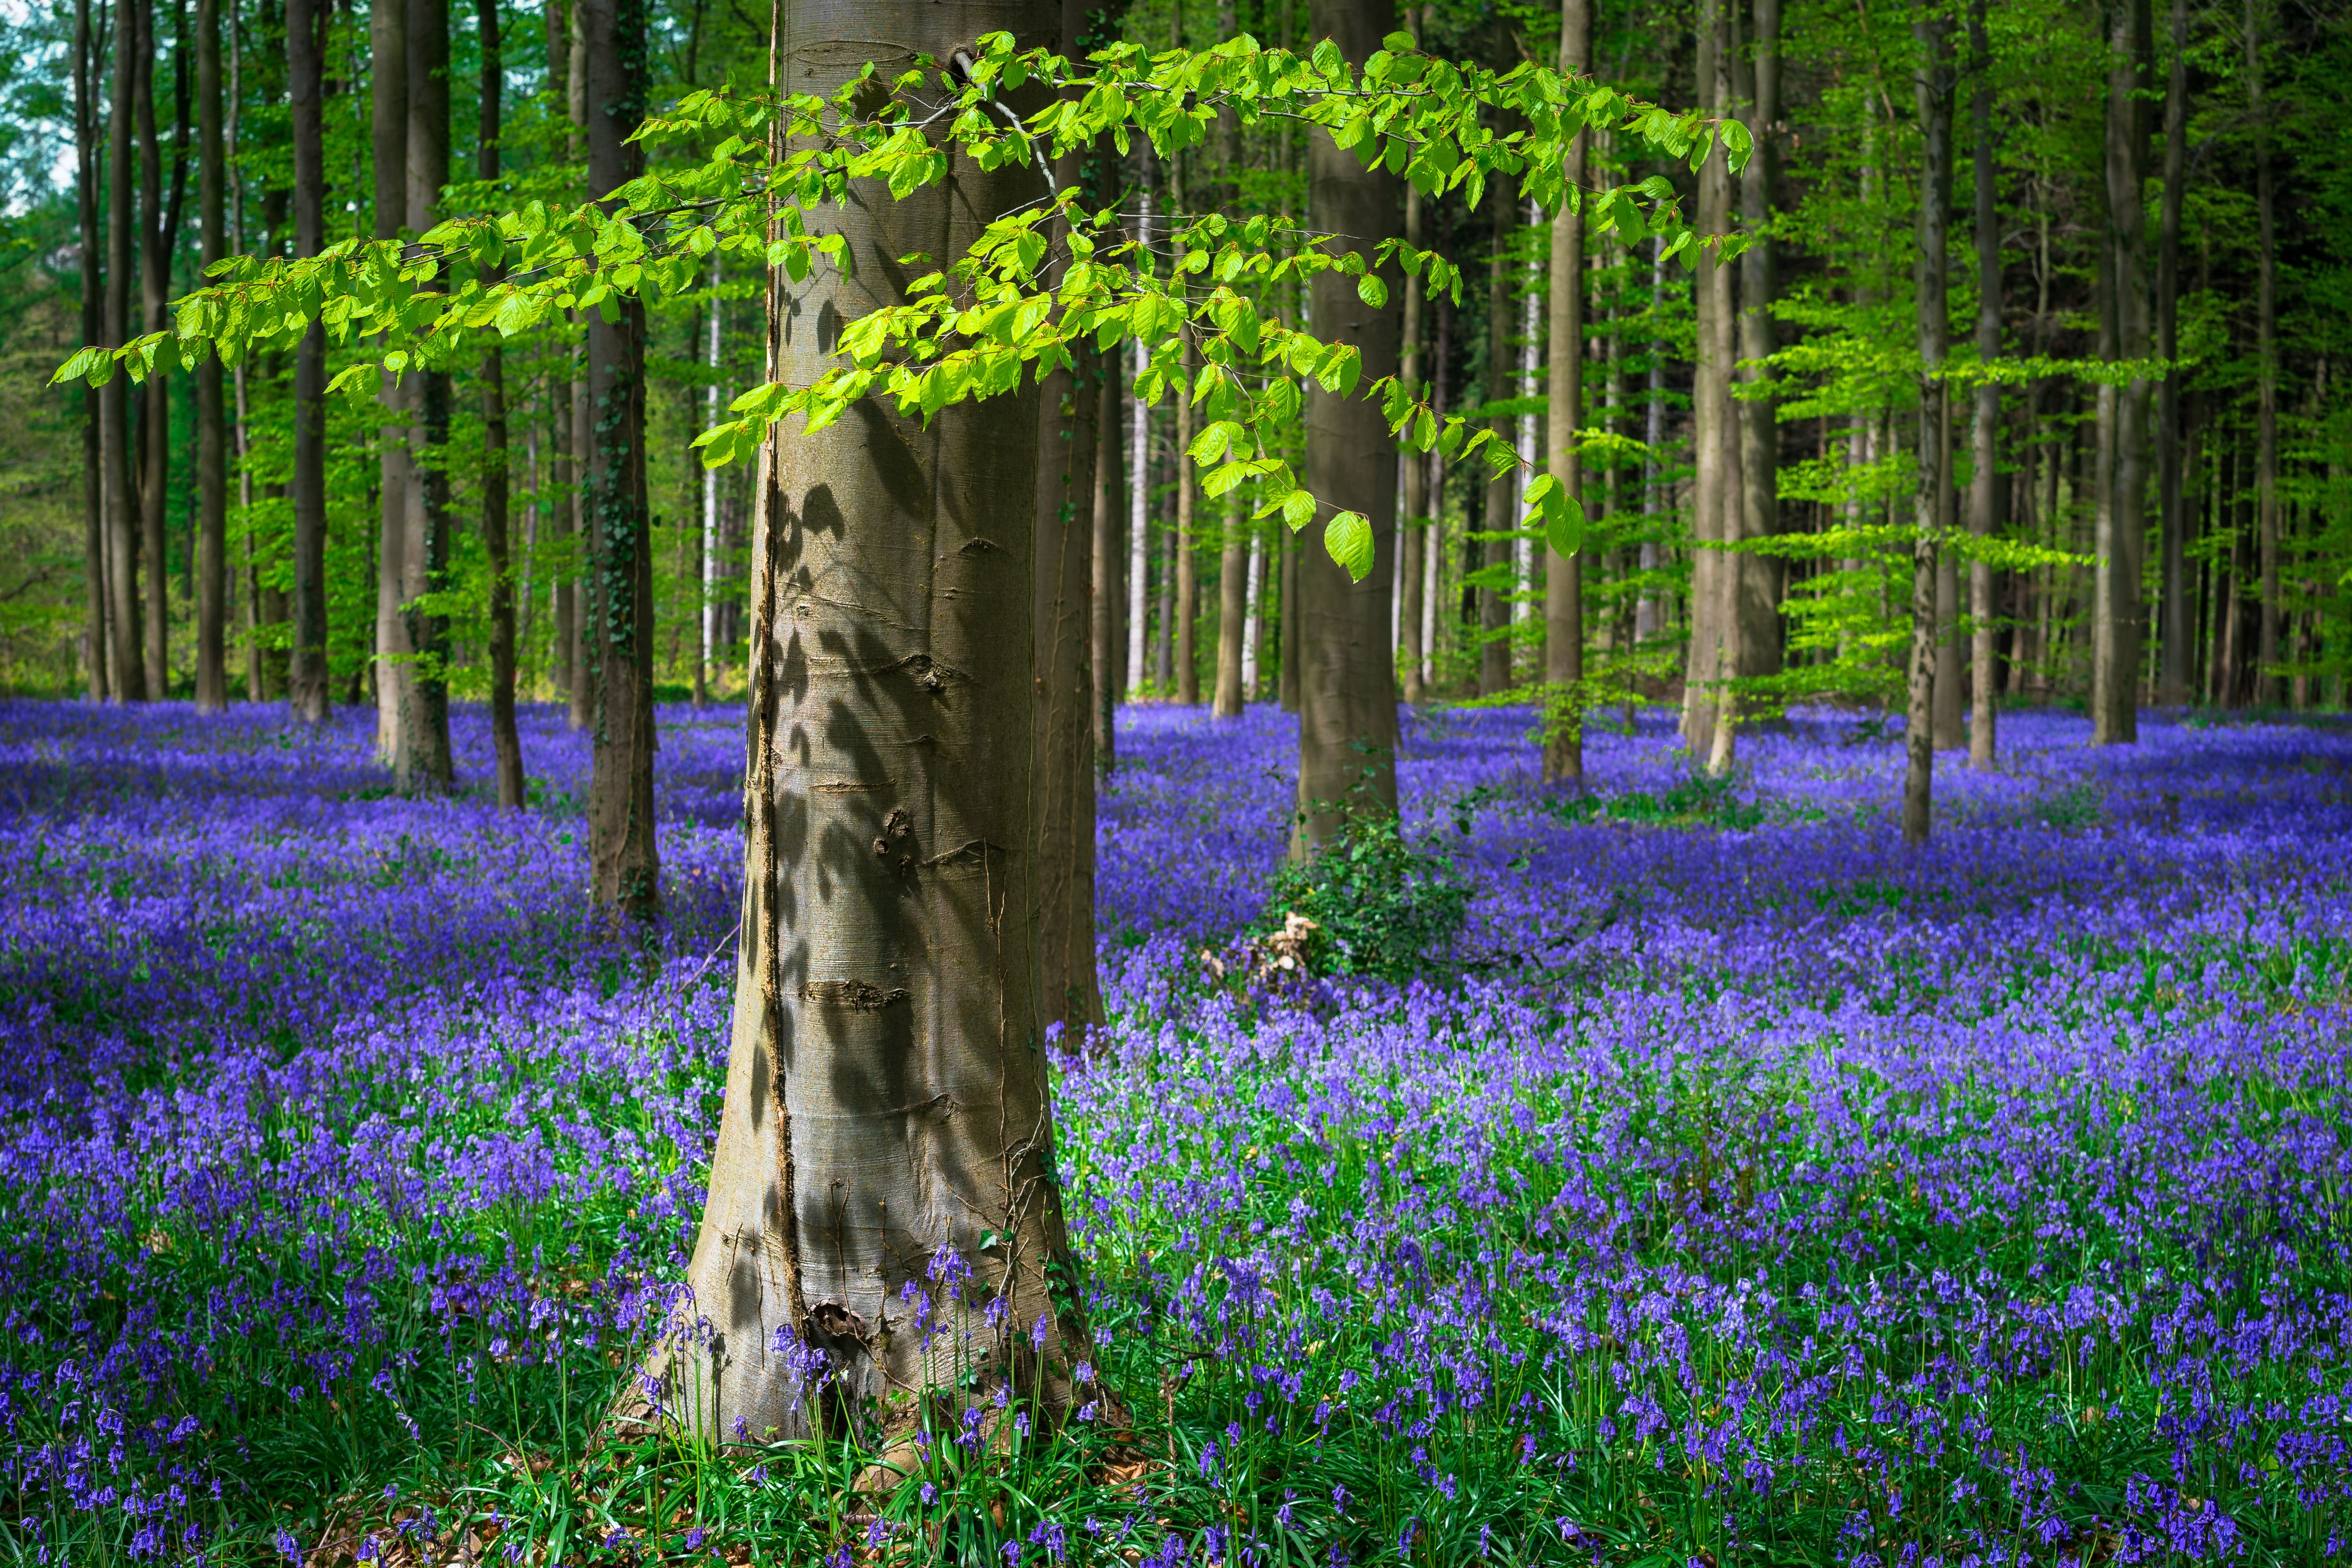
[0,696,2347,1565]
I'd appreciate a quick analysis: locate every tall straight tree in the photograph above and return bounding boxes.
[1033,0,1104,1036]
[1542,0,1588,785]
[1294,0,1403,853]
[1398,171,1426,706]
[1477,172,1513,700]
[480,0,524,808]
[195,0,227,712]
[1210,0,1246,720]
[1733,0,1782,733]
[373,0,408,756]
[103,0,142,702]
[580,0,656,911]
[75,0,107,701]
[1905,5,1955,844]
[1965,0,1999,765]
[2245,0,2279,705]
[645,0,1089,1441]
[396,0,457,784]
[1682,0,1735,757]
[2093,0,2151,743]
[2155,0,2188,705]
[134,0,168,697]
[1090,350,1119,770]
[287,0,330,722]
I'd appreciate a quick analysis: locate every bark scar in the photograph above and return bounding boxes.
[800,979,913,1011]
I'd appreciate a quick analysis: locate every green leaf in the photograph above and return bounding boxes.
[1281,488,1316,533]
[1357,272,1389,310]
[1188,418,1245,465]
[1324,510,1373,581]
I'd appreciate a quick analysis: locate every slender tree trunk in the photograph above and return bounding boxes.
[1905,6,1954,844]
[1124,174,1151,701]
[372,0,408,754]
[390,0,456,780]
[286,0,329,721]
[1295,0,1402,854]
[644,0,1088,1444]
[699,256,723,703]
[1278,526,1299,710]
[2246,0,2278,706]
[1091,351,1119,769]
[1398,167,1425,706]
[1731,0,1781,751]
[1965,0,1999,766]
[480,0,524,808]
[2154,0,2187,705]
[566,3,593,733]
[1173,341,1200,705]
[193,0,226,711]
[2091,0,2151,742]
[1208,7,1246,721]
[1682,0,1731,751]
[104,0,142,703]
[77,0,110,702]
[580,0,656,911]
[1478,173,1513,700]
[1542,0,1588,785]
[135,0,169,698]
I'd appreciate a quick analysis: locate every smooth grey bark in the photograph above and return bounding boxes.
[580,0,657,912]
[1542,0,1587,785]
[103,0,142,703]
[2154,0,2186,706]
[1965,0,1999,766]
[77,0,108,701]
[481,0,524,809]
[1210,5,1246,721]
[1733,0,1781,735]
[373,0,409,756]
[1905,5,1954,844]
[1682,0,1733,755]
[2093,0,2150,743]
[1294,0,1403,853]
[545,0,574,707]
[565,0,592,733]
[134,0,169,699]
[647,0,1088,1446]
[1477,172,1513,700]
[2245,0,2278,705]
[394,0,457,783]
[1397,174,1425,706]
[194,0,226,712]
[1089,357,1118,770]
[287,0,330,722]
[1034,36,1103,1034]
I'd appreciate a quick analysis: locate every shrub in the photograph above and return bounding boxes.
[1259,815,1471,982]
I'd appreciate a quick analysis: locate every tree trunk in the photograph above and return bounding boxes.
[1682,0,1731,753]
[372,0,408,755]
[1034,30,1103,1033]
[1542,0,1588,785]
[1478,172,1513,700]
[1965,0,1999,766]
[2154,0,2187,705]
[391,0,456,781]
[1209,13,1246,721]
[77,0,109,702]
[1278,528,1299,710]
[480,0,524,809]
[1090,353,1119,770]
[2092,0,2151,742]
[1125,167,1152,702]
[1174,341,1200,706]
[1397,171,1425,706]
[1294,0,1403,853]
[2246,0,2278,707]
[579,0,656,911]
[134,0,169,698]
[103,0,142,704]
[1905,5,1954,844]
[1732,0,1781,740]
[286,0,329,721]
[566,3,593,734]
[644,0,1087,1445]
[193,0,226,711]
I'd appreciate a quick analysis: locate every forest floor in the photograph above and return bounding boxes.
[3,698,2350,1567]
